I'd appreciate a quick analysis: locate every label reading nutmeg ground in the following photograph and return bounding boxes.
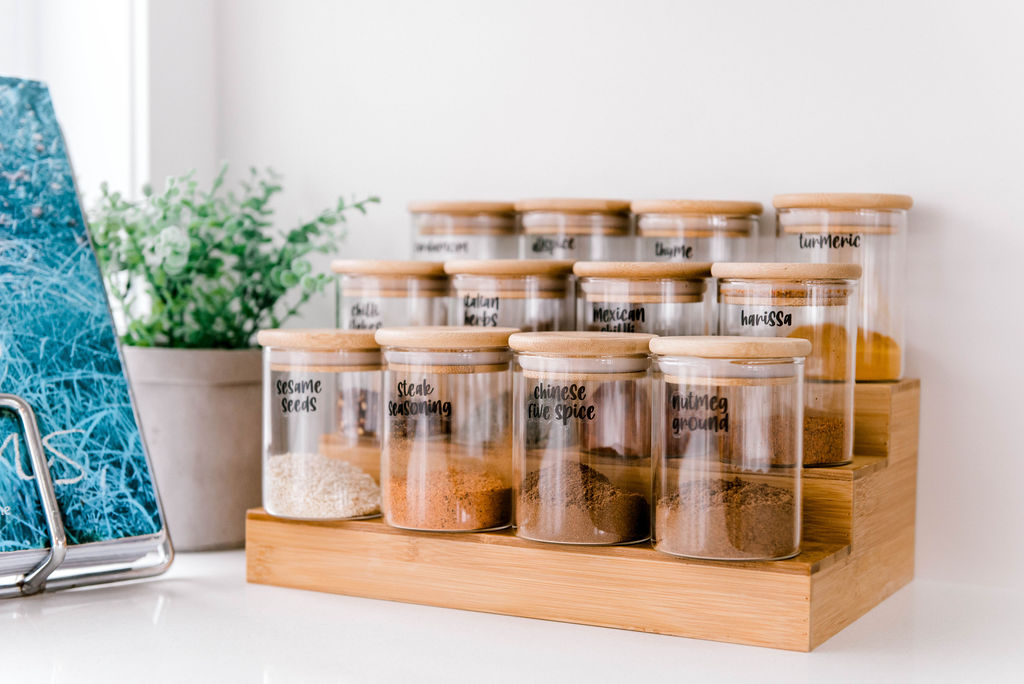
[526,382,596,426]
[670,390,729,435]
[588,303,646,333]
[462,293,500,327]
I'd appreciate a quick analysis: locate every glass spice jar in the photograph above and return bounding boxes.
[573,261,712,336]
[376,326,519,532]
[773,193,912,381]
[408,200,518,260]
[331,260,448,329]
[257,329,383,521]
[516,198,632,260]
[509,332,655,545]
[632,199,762,263]
[445,259,576,331]
[650,336,809,561]
[713,263,861,467]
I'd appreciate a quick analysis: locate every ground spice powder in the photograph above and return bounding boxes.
[655,477,797,560]
[385,463,511,531]
[518,461,650,544]
[856,328,902,381]
[803,408,848,466]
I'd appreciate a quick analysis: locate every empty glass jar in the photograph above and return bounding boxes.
[376,326,518,532]
[774,193,912,381]
[517,198,631,260]
[574,261,712,335]
[408,200,518,260]
[509,332,655,545]
[331,260,448,329]
[714,263,861,467]
[445,259,576,331]
[258,329,383,521]
[650,336,809,560]
[633,199,762,262]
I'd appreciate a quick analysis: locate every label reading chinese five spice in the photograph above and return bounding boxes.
[527,382,596,426]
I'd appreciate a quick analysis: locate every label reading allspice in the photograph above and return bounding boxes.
[531,235,575,256]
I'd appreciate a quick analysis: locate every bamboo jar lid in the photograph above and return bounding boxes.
[650,336,811,359]
[407,201,515,215]
[509,331,656,356]
[772,193,913,211]
[445,259,575,277]
[711,262,862,280]
[256,329,380,351]
[375,326,519,350]
[573,261,712,280]
[330,260,446,276]
[630,199,763,216]
[515,198,631,214]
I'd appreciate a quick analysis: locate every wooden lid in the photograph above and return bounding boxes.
[711,262,862,280]
[444,259,575,276]
[773,193,913,211]
[407,201,515,215]
[573,261,712,280]
[509,331,656,356]
[515,198,631,214]
[330,260,446,276]
[374,326,519,349]
[630,199,763,216]
[256,329,379,351]
[650,336,811,359]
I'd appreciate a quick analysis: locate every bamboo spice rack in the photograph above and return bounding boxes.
[246,379,920,652]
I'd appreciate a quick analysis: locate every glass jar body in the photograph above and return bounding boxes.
[262,347,383,520]
[775,208,906,381]
[521,211,631,260]
[450,273,575,331]
[337,274,449,329]
[380,348,513,531]
[652,355,803,560]
[635,214,758,263]
[576,277,709,336]
[513,353,652,545]
[411,212,518,260]
[717,278,858,466]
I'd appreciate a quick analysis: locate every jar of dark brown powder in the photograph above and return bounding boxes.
[509,331,655,545]
[650,336,809,561]
[376,326,519,532]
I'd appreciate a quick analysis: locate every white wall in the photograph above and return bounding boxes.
[212,0,1024,591]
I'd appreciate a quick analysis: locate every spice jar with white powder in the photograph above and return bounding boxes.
[258,329,383,520]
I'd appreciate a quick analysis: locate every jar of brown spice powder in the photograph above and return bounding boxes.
[509,331,655,545]
[713,262,861,467]
[650,336,809,561]
[376,326,519,532]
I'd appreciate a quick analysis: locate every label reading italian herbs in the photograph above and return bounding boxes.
[462,293,500,327]
[277,377,322,414]
[670,390,728,435]
[347,300,383,329]
[590,302,646,333]
[527,382,596,426]
[389,378,452,418]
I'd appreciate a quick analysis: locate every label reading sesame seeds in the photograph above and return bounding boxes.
[276,377,322,414]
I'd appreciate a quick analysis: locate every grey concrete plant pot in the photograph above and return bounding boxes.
[122,346,262,551]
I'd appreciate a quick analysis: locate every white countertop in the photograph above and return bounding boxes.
[2,550,1022,683]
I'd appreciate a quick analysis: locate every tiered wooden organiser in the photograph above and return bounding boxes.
[246,379,919,651]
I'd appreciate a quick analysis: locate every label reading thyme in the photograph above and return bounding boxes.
[388,378,452,417]
[527,382,596,426]
[276,377,322,414]
[670,390,728,435]
[653,240,694,260]
[589,302,646,332]
[462,293,500,327]
[797,233,861,249]
[347,300,383,329]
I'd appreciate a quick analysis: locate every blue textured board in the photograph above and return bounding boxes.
[0,76,162,552]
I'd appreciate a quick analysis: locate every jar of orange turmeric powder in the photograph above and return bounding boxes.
[773,193,912,381]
